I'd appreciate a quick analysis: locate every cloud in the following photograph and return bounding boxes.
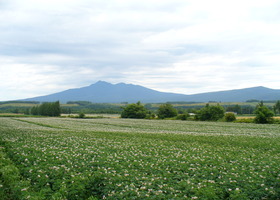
[0,0,280,101]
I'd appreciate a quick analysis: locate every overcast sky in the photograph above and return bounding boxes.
[1,0,280,101]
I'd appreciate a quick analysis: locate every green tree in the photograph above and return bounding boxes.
[52,101,61,116]
[121,101,148,119]
[30,101,61,117]
[273,100,280,115]
[24,108,30,115]
[78,112,85,118]
[254,101,274,124]
[31,106,39,115]
[176,113,190,120]
[157,103,178,119]
[226,105,242,114]
[195,104,225,121]
[224,112,236,122]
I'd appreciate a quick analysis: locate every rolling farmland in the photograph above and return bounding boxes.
[0,117,279,199]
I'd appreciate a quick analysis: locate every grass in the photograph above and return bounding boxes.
[0,103,38,108]
[0,103,79,109]
[0,117,279,199]
[151,102,275,108]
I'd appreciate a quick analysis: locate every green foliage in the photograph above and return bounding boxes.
[0,142,36,200]
[65,103,122,114]
[176,113,190,120]
[225,105,242,114]
[121,101,148,119]
[234,118,254,123]
[0,118,279,199]
[67,101,92,106]
[254,101,274,124]
[273,100,280,114]
[145,112,156,119]
[0,101,40,105]
[78,112,85,118]
[157,103,178,119]
[195,104,225,121]
[224,112,236,122]
[31,101,61,117]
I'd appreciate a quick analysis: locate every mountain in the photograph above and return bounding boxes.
[23,81,188,103]
[183,86,280,102]
[22,81,280,103]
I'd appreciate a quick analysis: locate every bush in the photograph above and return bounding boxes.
[78,112,85,118]
[145,112,156,119]
[224,112,236,122]
[254,102,274,124]
[121,102,148,119]
[176,113,190,120]
[195,104,225,121]
[273,118,280,124]
[157,104,178,119]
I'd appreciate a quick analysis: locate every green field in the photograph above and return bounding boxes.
[0,118,279,199]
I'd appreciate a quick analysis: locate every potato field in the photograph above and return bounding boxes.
[0,117,279,199]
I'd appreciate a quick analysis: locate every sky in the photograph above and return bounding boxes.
[1,0,280,101]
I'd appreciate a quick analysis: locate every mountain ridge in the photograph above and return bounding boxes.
[21,81,280,103]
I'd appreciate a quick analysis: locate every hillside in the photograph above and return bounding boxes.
[23,81,187,103]
[183,86,280,102]
[22,81,280,103]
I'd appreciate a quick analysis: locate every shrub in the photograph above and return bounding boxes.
[195,104,225,121]
[121,102,148,119]
[78,112,85,118]
[273,118,280,124]
[145,112,156,119]
[176,113,190,120]
[254,102,274,124]
[224,112,236,122]
[157,104,178,119]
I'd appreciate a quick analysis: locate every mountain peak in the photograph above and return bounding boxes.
[21,81,280,103]
[95,80,111,85]
[89,81,113,87]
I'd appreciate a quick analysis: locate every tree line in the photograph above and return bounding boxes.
[121,101,280,124]
[2,100,280,123]
[30,101,61,117]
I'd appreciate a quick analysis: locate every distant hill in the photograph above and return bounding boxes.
[22,81,280,103]
[23,81,187,103]
[181,86,280,102]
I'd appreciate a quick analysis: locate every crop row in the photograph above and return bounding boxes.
[0,117,279,199]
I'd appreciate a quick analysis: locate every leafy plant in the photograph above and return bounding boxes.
[121,101,148,119]
[176,113,190,120]
[273,100,280,115]
[78,112,85,118]
[224,112,236,122]
[157,103,178,119]
[0,117,279,199]
[195,104,225,121]
[254,101,274,124]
